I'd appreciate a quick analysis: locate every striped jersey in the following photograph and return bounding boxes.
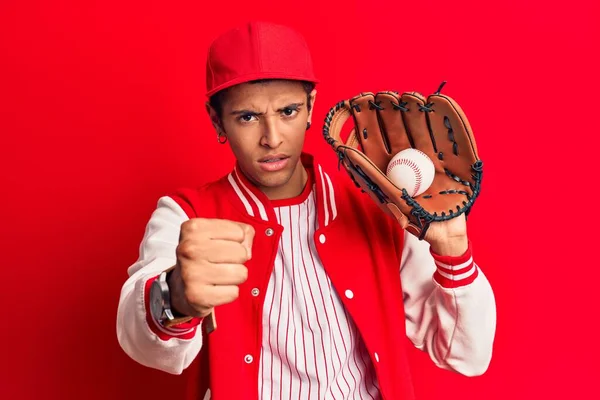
[259,180,380,399]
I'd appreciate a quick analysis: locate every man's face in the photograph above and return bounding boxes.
[209,80,316,197]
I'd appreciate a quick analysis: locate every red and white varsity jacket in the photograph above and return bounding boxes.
[116,153,496,400]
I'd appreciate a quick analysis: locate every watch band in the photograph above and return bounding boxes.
[163,315,194,327]
[160,266,218,334]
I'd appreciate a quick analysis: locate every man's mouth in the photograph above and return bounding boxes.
[259,154,289,163]
[262,158,284,163]
[257,154,291,172]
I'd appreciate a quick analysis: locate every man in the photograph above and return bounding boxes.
[116,21,496,400]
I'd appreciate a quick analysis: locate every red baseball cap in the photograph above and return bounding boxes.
[205,21,318,97]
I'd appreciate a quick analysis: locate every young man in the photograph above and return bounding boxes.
[116,22,496,400]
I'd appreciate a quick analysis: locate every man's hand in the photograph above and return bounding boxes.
[167,218,255,318]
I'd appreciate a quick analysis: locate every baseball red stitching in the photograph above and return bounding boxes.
[387,158,423,196]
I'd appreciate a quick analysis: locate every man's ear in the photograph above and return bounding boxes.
[307,89,317,126]
[205,102,224,134]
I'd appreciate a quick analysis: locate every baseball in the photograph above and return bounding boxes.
[386,149,435,197]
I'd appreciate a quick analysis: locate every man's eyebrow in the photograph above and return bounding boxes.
[230,109,264,116]
[230,102,306,116]
[277,102,304,111]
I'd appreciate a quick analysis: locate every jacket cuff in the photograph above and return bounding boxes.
[430,240,479,288]
[144,275,202,341]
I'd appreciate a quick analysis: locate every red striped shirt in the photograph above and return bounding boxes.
[259,186,380,399]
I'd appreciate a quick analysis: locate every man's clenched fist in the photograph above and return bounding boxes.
[167,218,255,318]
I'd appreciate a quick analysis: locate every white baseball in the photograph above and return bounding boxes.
[386,149,435,197]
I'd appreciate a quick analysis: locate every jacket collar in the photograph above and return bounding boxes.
[226,153,338,228]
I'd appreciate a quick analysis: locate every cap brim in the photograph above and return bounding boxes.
[206,72,319,97]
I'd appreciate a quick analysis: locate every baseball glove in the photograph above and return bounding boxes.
[322,82,483,240]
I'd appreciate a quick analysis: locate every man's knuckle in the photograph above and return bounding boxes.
[235,243,248,258]
[229,223,242,241]
[185,218,209,234]
[227,264,247,282]
[193,218,208,228]
[181,220,195,233]
[238,265,249,281]
[176,241,195,258]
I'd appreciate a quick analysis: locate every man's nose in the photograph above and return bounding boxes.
[260,117,283,148]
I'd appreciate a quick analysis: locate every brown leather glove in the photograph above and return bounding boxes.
[322,82,483,240]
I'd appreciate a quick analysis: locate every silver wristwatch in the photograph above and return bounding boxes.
[150,271,175,324]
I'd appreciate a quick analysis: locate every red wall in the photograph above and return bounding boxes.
[1,1,599,399]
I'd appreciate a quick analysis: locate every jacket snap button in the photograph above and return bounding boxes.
[345,289,354,299]
[265,228,274,237]
[244,354,253,364]
[319,234,326,244]
[251,288,260,297]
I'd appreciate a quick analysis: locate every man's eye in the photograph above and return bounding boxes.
[240,114,256,122]
[282,108,298,117]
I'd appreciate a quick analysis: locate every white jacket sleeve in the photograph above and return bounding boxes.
[116,196,204,375]
[401,231,496,376]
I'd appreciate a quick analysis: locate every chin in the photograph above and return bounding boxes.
[255,170,293,188]
[250,161,296,188]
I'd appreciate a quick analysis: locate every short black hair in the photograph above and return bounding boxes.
[209,79,315,120]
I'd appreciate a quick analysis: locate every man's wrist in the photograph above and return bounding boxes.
[429,235,469,257]
[166,267,188,318]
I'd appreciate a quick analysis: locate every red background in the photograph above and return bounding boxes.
[1,0,599,399]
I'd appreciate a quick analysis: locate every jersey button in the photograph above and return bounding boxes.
[251,288,260,297]
[345,289,354,299]
[265,228,274,237]
[244,354,254,364]
[319,234,326,244]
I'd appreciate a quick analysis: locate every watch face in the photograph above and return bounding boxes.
[150,281,164,321]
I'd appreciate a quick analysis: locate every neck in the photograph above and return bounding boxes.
[261,158,308,201]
